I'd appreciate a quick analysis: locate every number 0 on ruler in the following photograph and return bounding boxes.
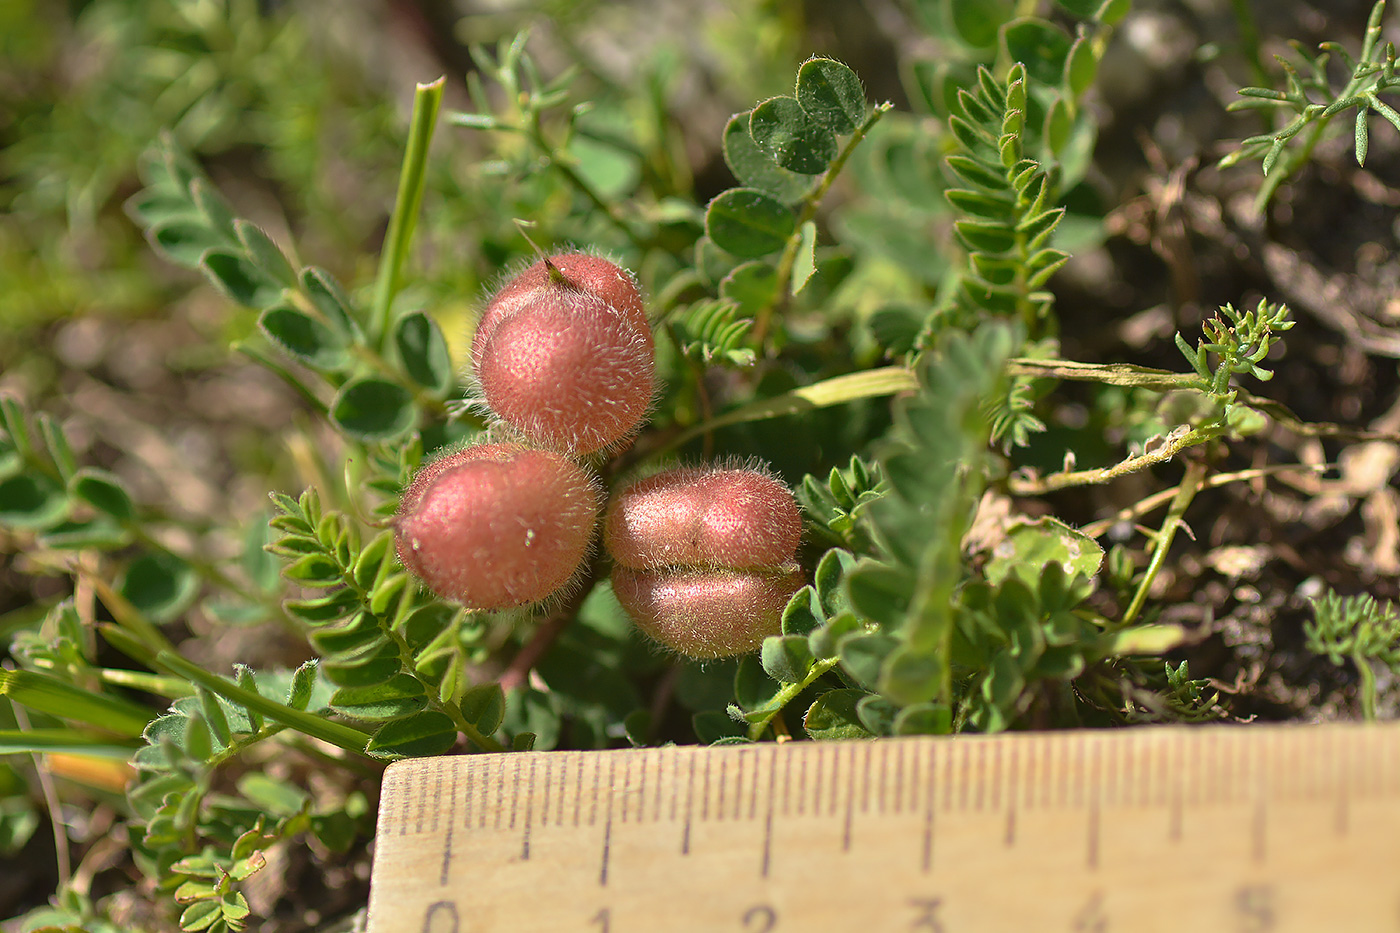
[368,723,1400,932]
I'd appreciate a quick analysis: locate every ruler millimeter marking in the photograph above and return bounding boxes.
[369,723,1400,932]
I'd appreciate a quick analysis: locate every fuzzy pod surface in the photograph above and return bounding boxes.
[472,253,650,360]
[474,288,655,455]
[394,443,600,609]
[611,566,804,659]
[605,467,802,570]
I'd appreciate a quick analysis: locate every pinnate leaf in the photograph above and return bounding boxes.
[750,96,837,174]
[796,57,866,134]
[705,188,795,258]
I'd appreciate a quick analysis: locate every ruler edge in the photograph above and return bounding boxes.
[368,721,1400,928]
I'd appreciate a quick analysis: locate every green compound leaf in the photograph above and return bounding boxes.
[761,634,815,684]
[200,248,281,309]
[845,561,914,627]
[237,772,309,817]
[894,702,953,735]
[790,220,818,295]
[1096,0,1130,23]
[459,682,506,736]
[1065,34,1099,98]
[722,113,813,205]
[983,516,1104,589]
[393,311,454,393]
[1055,0,1123,18]
[117,551,200,623]
[1000,18,1074,87]
[190,178,237,240]
[781,587,823,637]
[0,474,68,530]
[234,220,297,288]
[749,96,837,175]
[734,655,781,712]
[331,669,425,717]
[301,266,363,339]
[330,378,416,441]
[705,188,795,258]
[855,694,899,734]
[286,660,319,711]
[695,235,739,287]
[69,468,135,522]
[720,260,779,319]
[946,0,1016,48]
[179,900,223,932]
[39,517,130,550]
[838,633,900,688]
[879,644,947,706]
[258,305,350,372]
[803,688,873,740]
[148,218,228,268]
[796,57,867,135]
[366,710,458,759]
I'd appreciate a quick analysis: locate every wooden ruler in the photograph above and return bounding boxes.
[368,723,1400,932]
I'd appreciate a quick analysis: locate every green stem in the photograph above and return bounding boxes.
[755,102,892,344]
[98,622,372,755]
[1008,423,1224,495]
[380,624,505,753]
[1252,3,1387,212]
[746,657,841,741]
[1354,649,1379,722]
[658,365,916,458]
[1253,117,1332,213]
[154,649,374,756]
[372,78,446,344]
[1120,460,1207,626]
[527,108,646,250]
[99,667,195,699]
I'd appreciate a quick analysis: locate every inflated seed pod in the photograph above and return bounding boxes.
[611,566,804,659]
[604,466,802,571]
[473,285,654,455]
[472,252,650,359]
[394,443,599,610]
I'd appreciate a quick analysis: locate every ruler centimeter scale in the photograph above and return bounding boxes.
[368,723,1400,932]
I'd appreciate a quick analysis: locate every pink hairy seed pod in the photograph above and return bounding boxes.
[611,566,804,659]
[472,252,651,361]
[604,467,802,571]
[474,288,655,454]
[394,443,600,610]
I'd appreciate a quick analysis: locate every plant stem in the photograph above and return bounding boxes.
[1354,649,1379,722]
[155,649,375,755]
[10,702,72,890]
[527,108,646,250]
[1120,460,1208,626]
[1008,423,1224,495]
[658,365,916,458]
[372,78,446,344]
[746,657,841,741]
[755,102,892,344]
[1251,3,1388,212]
[381,623,506,753]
